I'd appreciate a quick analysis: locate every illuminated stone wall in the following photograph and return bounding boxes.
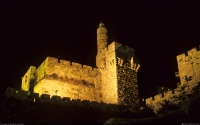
[176,46,200,85]
[95,23,140,105]
[21,66,36,91]
[96,41,140,105]
[21,22,141,106]
[115,44,140,106]
[33,57,100,102]
[97,42,118,104]
[145,46,200,113]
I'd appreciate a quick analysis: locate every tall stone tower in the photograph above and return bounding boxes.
[97,22,108,53]
[96,22,108,68]
[96,22,140,107]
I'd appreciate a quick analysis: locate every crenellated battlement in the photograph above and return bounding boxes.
[177,47,200,62]
[5,87,132,114]
[20,22,141,107]
[145,80,200,113]
[46,57,98,71]
[176,46,200,86]
[33,56,99,81]
[145,45,200,113]
[97,41,136,58]
[116,57,140,72]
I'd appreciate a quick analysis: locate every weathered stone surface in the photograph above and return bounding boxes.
[145,46,200,113]
[20,22,140,106]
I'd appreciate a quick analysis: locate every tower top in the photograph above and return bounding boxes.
[99,22,105,27]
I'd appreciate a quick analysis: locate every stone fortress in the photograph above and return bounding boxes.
[5,22,200,113]
[20,22,141,107]
[145,46,200,113]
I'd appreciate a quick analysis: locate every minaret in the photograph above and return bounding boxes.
[97,22,108,53]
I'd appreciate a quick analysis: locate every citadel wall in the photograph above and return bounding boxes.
[5,87,133,114]
[176,46,200,85]
[21,66,36,91]
[145,46,200,113]
[97,42,118,104]
[21,22,140,106]
[115,44,140,106]
[25,57,101,102]
[96,41,140,106]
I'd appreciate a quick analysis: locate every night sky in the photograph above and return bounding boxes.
[1,1,200,98]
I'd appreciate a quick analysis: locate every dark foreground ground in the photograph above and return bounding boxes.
[0,95,199,125]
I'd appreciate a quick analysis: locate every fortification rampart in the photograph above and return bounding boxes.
[145,80,200,113]
[23,57,101,102]
[117,63,139,106]
[5,87,131,114]
[20,23,141,107]
[44,57,99,83]
[21,66,36,91]
[176,46,200,85]
[145,46,200,113]
[32,57,99,85]
[97,42,118,104]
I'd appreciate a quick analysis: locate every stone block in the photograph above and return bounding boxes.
[18,90,28,100]
[31,92,39,99]
[62,97,70,103]
[71,62,82,69]
[41,94,50,100]
[59,59,70,66]
[69,99,81,107]
[51,95,61,102]
[90,101,99,108]
[81,100,90,106]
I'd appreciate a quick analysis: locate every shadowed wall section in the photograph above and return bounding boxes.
[21,22,140,106]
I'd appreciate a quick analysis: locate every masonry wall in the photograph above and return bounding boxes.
[176,46,200,85]
[96,42,140,105]
[145,46,200,113]
[21,66,36,91]
[115,44,140,107]
[22,40,141,105]
[97,42,118,104]
[33,57,101,102]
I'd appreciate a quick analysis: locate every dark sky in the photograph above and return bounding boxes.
[0,1,200,98]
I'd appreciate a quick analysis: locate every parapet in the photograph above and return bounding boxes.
[177,46,200,61]
[145,97,153,105]
[59,59,71,66]
[36,56,99,77]
[154,94,162,101]
[97,41,135,57]
[71,62,82,69]
[5,88,132,113]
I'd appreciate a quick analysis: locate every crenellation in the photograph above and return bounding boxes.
[145,97,153,105]
[5,88,131,114]
[20,22,140,106]
[10,22,200,114]
[154,94,162,101]
[48,56,58,64]
[41,94,50,100]
[71,62,83,69]
[51,95,61,102]
[107,42,116,54]
[176,46,200,86]
[59,59,71,66]
[163,90,173,98]
[83,65,92,71]
[145,45,200,113]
